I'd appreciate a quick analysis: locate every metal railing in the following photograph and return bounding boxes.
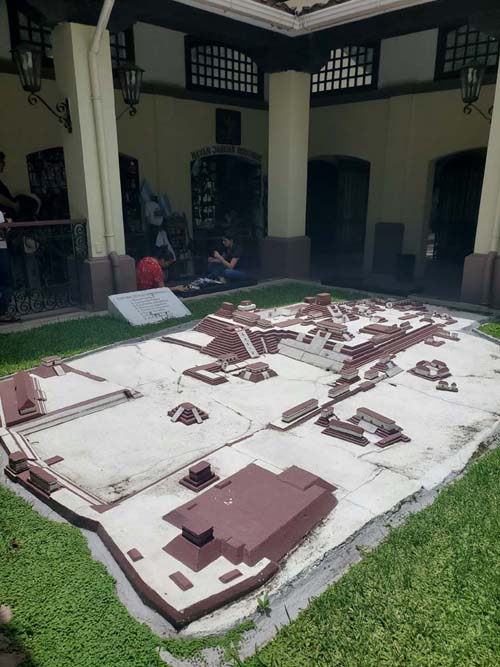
[2,219,88,317]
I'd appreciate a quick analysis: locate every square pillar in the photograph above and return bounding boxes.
[262,71,311,278]
[462,66,500,306]
[52,23,136,309]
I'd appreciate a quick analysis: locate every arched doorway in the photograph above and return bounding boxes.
[424,149,486,298]
[191,153,262,272]
[26,148,147,260]
[306,157,370,276]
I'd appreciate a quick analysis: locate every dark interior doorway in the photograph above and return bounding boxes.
[191,154,262,272]
[423,149,486,298]
[26,147,147,260]
[306,157,370,277]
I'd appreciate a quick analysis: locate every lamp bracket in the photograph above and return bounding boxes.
[28,93,72,133]
[116,105,138,121]
[463,102,493,123]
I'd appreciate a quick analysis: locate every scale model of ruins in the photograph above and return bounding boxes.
[0,292,462,628]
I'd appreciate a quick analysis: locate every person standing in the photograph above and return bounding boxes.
[0,152,19,322]
[0,152,20,220]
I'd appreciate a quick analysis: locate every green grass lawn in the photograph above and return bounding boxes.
[479,322,500,340]
[0,282,353,377]
[1,446,499,667]
[246,447,500,667]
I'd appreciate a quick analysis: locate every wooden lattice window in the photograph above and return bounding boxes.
[7,2,134,71]
[7,0,53,65]
[109,29,135,70]
[436,24,499,78]
[185,37,264,99]
[311,44,379,96]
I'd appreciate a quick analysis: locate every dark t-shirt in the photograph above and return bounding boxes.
[222,243,244,269]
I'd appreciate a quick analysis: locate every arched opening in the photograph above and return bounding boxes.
[25,147,147,260]
[306,156,370,276]
[424,148,486,298]
[190,153,262,273]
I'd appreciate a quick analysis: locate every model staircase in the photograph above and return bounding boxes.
[237,330,259,358]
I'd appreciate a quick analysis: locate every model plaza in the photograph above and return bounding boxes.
[2,292,499,629]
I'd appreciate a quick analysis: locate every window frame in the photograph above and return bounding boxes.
[7,0,54,67]
[7,1,135,72]
[185,36,264,100]
[435,23,499,80]
[311,42,380,98]
[109,28,136,71]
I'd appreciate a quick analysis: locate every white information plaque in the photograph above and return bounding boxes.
[108,288,191,326]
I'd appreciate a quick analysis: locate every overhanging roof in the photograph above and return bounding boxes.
[23,0,500,71]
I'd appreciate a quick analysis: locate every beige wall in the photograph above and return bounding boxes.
[115,92,268,220]
[0,71,268,232]
[309,84,494,276]
[0,74,63,194]
[1,63,495,276]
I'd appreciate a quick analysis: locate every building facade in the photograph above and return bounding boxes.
[1,0,499,311]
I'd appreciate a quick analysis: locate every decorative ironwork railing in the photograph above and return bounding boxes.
[3,219,88,317]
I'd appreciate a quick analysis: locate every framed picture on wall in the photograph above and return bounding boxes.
[216,108,241,145]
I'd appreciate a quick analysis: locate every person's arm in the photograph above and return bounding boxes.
[213,250,239,270]
[152,261,165,288]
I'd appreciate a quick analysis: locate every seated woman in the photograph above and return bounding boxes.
[136,248,183,291]
[206,232,248,282]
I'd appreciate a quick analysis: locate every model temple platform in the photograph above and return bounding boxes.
[164,463,336,571]
[1,294,500,631]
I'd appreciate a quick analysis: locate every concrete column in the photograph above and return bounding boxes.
[462,66,500,307]
[52,23,135,310]
[261,71,311,278]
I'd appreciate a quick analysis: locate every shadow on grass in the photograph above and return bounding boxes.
[0,623,35,667]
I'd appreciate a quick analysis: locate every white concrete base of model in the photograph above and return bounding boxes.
[4,301,500,633]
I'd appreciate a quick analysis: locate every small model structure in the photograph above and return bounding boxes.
[183,362,228,385]
[434,329,459,341]
[436,380,458,392]
[322,419,369,446]
[337,364,360,385]
[0,371,47,426]
[169,402,209,425]
[351,407,411,448]
[371,355,403,378]
[215,301,236,319]
[328,383,351,399]
[425,336,445,347]
[180,460,219,492]
[364,368,381,381]
[282,399,318,423]
[315,405,336,427]
[238,362,277,383]
[237,300,257,312]
[410,359,451,381]
[29,466,60,494]
[233,310,260,327]
[7,452,29,474]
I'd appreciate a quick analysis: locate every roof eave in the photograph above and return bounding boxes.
[169,0,439,35]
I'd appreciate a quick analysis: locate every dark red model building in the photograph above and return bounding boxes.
[169,403,209,425]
